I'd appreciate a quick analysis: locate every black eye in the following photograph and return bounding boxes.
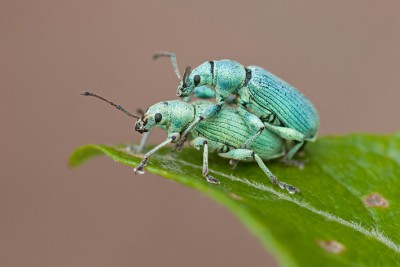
[154,113,162,123]
[193,75,201,86]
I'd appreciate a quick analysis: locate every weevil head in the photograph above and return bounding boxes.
[134,100,195,134]
[177,62,214,98]
[134,102,168,134]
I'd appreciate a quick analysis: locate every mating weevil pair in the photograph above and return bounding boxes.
[153,52,319,167]
[81,92,300,194]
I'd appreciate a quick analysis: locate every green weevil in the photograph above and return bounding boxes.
[154,52,319,167]
[81,91,300,194]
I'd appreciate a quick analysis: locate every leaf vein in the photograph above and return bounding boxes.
[168,157,400,253]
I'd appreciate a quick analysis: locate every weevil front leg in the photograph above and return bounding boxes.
[127,129,152,154]
[133,133,180,174]
[174,103,223,151]
[263,123,308,168]
[219,149,300,194]
[136,130,152,153]
[183,86,216,103]
[191,137,220,184]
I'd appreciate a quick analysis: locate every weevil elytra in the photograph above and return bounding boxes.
[81,91,300,194]
[154,52,319,167]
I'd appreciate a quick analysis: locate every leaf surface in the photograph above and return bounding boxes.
[70,134,400,267]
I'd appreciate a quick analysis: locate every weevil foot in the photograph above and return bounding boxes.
[278,181,300,194]
[229,159,239,169]
[205,175,220,185]
[281,159,307,170]
[172,138,187,152]
[133,163,146,175]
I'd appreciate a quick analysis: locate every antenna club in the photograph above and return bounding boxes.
[80,91,90,96]
[152,52,173,61]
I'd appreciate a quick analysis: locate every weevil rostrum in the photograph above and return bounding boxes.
[154,52,319,167]
[81,91,300,194]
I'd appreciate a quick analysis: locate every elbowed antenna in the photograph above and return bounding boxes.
[80,91,140,119]
[152,51,181,80]
[182,66,192,88]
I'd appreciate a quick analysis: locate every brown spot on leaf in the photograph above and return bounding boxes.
[364,193,388,208]
[229,193,243,201]
[317,240,345,254]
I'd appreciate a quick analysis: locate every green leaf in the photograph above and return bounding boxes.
[70,134,400,267]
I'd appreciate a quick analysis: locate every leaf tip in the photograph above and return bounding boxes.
[68,145,106,169]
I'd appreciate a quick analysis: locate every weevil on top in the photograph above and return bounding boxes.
[80,91,300,194]
[153,52,319,167]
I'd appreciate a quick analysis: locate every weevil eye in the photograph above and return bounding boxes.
[193,75,201,86]
[154,113,162,123]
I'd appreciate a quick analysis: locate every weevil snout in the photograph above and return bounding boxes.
[134,118,148,134]
[177,86,187,97]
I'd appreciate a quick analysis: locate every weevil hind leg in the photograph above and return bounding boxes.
[219,148,300,194]
[263,122,306,142]
[263,123,310,167]
[281,141,307,169]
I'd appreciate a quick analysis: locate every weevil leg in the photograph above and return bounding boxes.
[191,137,220,184]
[193,86,216,100]
[281,141,307,169]
[237,106,265,149]
[174,103,223,151]
[219,149,300,194]
[182,86,216,101]
[133,133,179,174]
[263,123,307,164]
[229,159,239,169]
[263,123,305,142]
[202,140,220,184]
[133,130,152,153]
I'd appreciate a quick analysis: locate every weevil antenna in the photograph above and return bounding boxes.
[136,108,145,116]
[152,52,181,80]
[80,91,140,119]
[182,66,192,88]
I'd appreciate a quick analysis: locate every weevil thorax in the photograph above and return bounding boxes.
[177,61,214,98]
[134,100,195,134]
[213,60,247,97]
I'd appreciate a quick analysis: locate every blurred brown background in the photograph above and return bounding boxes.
[1,0,399,266]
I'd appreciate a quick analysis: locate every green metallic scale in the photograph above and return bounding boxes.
[154,52,319,166]
[81,91,300,194]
